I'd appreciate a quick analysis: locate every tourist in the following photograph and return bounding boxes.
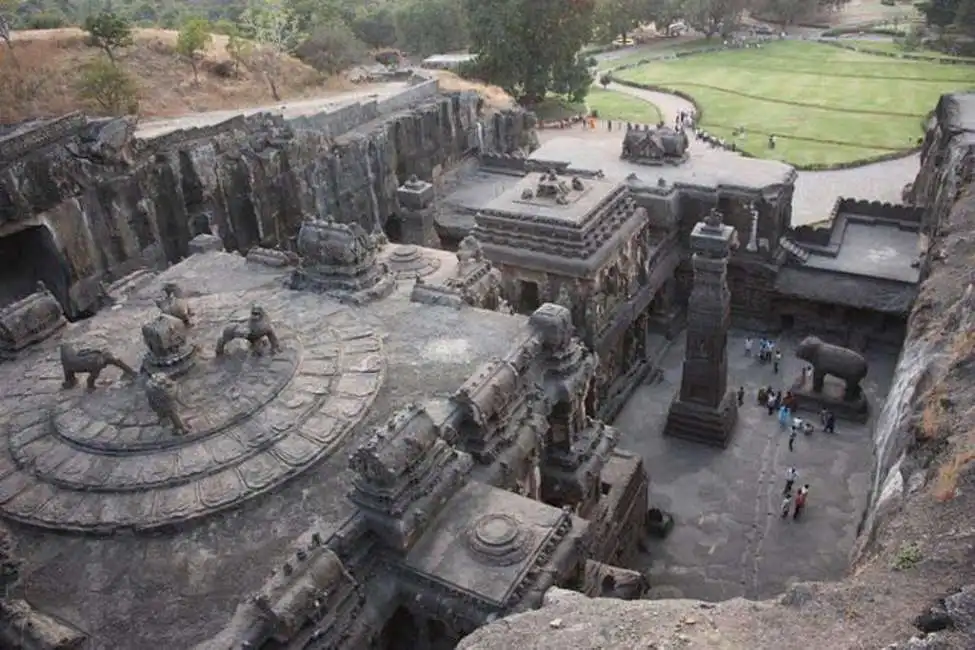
[781,492,792,518]
[778,404,790,429]
[824,410,836,434]
[784,467,798,495]
[793,485,809,519]
[767,392,777,416]
[768,134,776,150]
[788,424,798,451]
[745,337,753,356]
[774,349,782,374]
[820,407,829,428]
[737,386,745,406]
[757,386,767,405]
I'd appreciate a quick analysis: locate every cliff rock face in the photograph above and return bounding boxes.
[0,90,535,317]
[460,92,975,650]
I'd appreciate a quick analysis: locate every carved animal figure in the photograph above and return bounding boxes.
[144,373,188,435]
[215,305,280,356]
[60,343,135,391]
[156,283,193,327]
[795,336,868,400]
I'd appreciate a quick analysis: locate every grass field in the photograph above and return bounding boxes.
[587,87,662,124]
[841,39,975,61]
[614,40,975,167]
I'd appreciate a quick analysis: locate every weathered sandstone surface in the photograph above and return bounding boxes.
[460,93,975,650]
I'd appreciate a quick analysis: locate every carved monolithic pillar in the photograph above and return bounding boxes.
[664,212,739,447]
[396,176,442,248]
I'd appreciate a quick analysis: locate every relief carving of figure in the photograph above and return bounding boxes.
[60,342,136,391]
[145,373,188,435]
[156,283,193,327]
[215,305,281,356]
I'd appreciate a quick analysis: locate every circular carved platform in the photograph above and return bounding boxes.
[466,513,533,566]
[384,245,441,279]
[0,289,386,533]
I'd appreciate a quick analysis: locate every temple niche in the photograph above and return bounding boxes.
[410,236,504,310]
[290,216,396,304]
[471,170,681,421]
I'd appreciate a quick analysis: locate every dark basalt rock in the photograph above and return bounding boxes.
[0,93,535,318]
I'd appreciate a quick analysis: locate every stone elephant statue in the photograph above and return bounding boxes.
[795,336,868,401]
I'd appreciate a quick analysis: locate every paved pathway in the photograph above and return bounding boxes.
[603,82,919,225]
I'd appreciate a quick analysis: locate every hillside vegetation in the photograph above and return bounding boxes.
[0,28,338,123]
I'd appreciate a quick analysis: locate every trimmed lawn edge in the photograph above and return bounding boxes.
[817,39,975,66]
[607,75,922,171]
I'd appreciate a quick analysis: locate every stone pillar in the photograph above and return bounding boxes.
[664,212,739,447]
[396,176,442,248]
[746,203,759,253]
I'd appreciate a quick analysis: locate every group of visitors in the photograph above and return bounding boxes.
[743,336,844,524]
[744,337,782,373]
[781,468,809,520]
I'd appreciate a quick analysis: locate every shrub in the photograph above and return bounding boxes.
[375,48,402,67]
[25,13,66,29]
[77,58,139,115]
[176,18,213,84]
[294,22,368,75]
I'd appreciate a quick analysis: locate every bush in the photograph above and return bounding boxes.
[375,49,402,67]
[25,13,66,29]
[77,58,139,115]
[294,22,368,75]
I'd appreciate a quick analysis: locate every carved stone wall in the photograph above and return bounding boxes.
[0,93,536,317]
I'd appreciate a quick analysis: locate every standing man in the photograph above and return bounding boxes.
[737,386,745,406]
[745,337,753,357]
[824,410,836,434]
[784,467,798,495]
[774,349,782,374]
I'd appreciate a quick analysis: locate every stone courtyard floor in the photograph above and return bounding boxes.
[612,331,898,602]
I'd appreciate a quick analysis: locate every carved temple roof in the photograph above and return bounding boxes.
[349,405,441,487]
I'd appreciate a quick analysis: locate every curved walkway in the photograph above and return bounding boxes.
[605,82,919,225]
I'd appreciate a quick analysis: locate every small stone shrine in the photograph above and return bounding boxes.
[396,175,442,248]
[290,216,396,304]
[410,236,503,309]
[620,124,689,166]
[664,209,739,447]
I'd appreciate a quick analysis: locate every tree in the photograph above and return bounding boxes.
[678,0,750,38]
[954,0,975,37]
[0,0,17,67]
[463,0,595,106]
[594,0,643,44]
[83,10,133,63]
[917,0,960,34]
[177,19,213,84]
[351,7,398,49]
[394,0,470,56]
[77,57,139,115]
[239,0,303,100]
[757,0,850,28]
[294,21,367,74]
[226,29,253,77]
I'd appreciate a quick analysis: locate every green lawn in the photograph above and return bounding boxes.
[587,87,662,124]
[843,39,975,61]
[614,40,975,167]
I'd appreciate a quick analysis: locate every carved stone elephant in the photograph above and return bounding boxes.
[795,336,868,401]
